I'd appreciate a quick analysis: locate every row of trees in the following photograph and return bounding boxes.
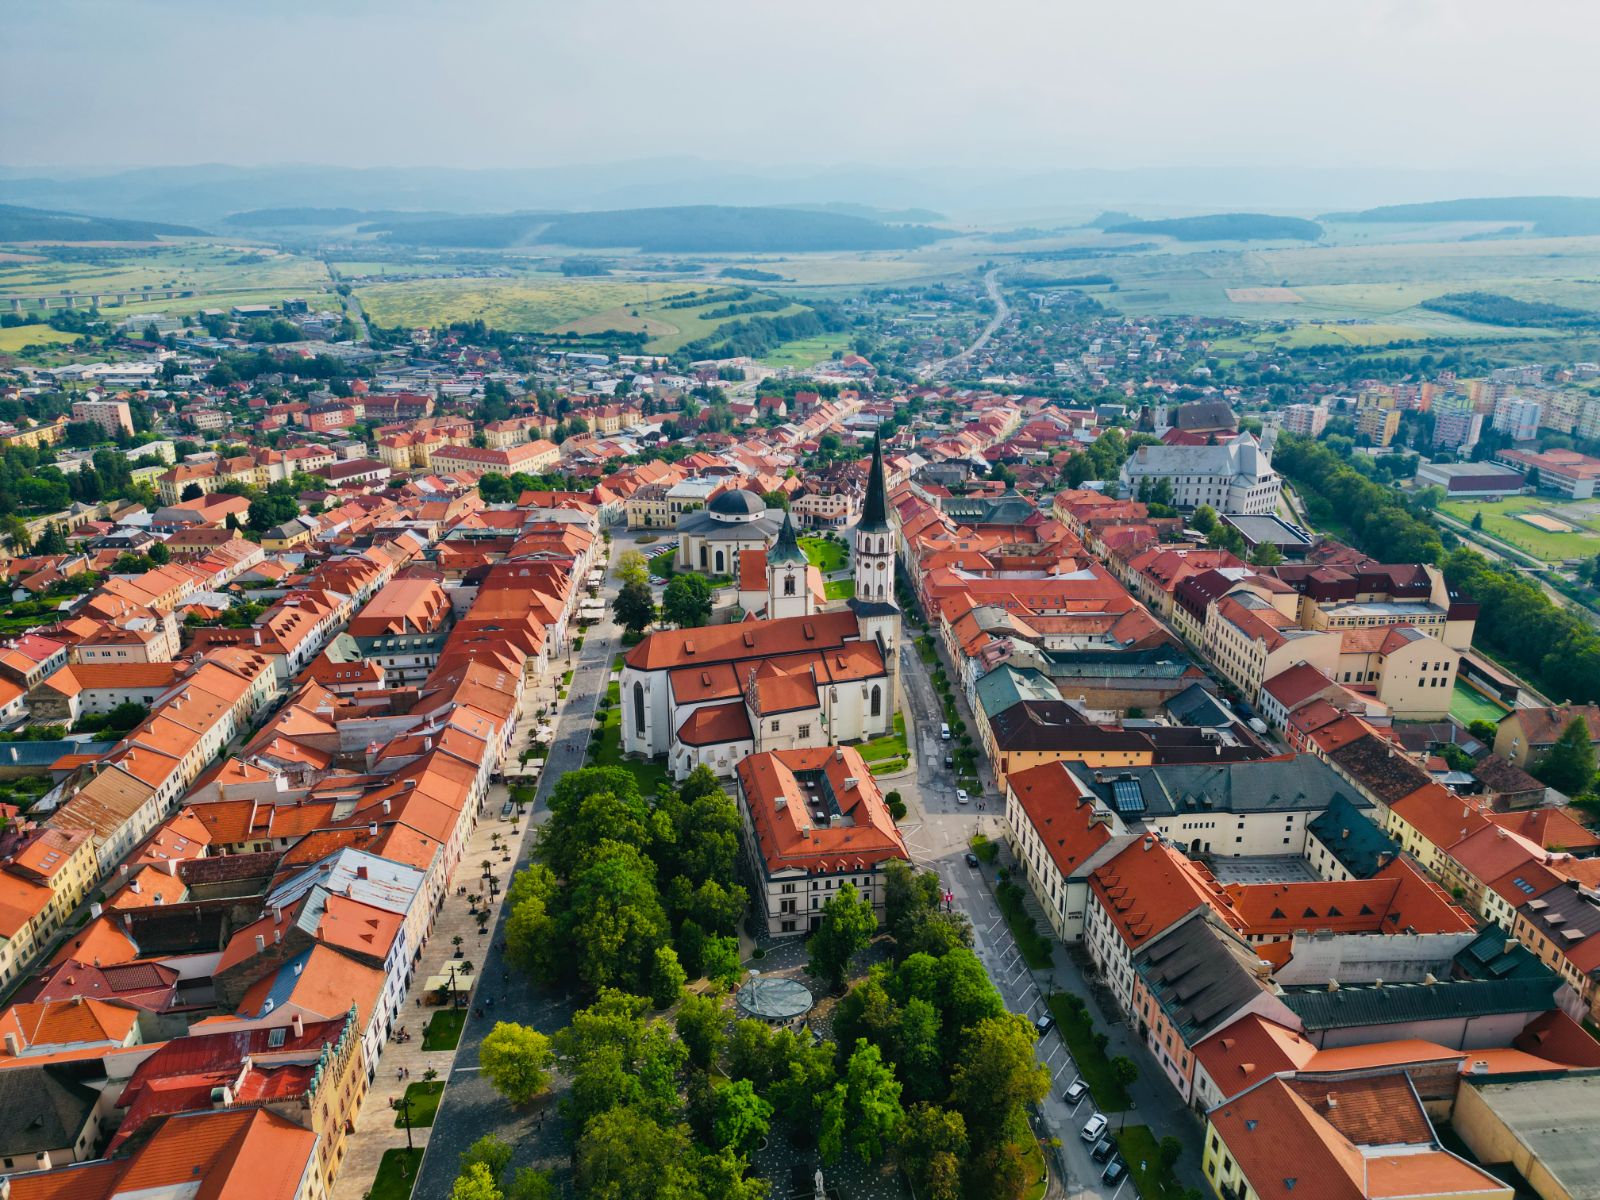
[1273,435,1444,563]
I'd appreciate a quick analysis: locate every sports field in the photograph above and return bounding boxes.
[1439,495,1600,562]
[1452,680,1510,727]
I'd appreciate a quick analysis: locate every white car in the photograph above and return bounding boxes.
[956,788,970,805]
[1080,1112,1109,1144]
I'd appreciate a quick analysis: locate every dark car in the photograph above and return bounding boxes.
[1102,1158,1128,1186]
[965,851,980,868]
[1062,1080,1089,1106]
[944,754,954,769]
[1090,1136,1117,1163]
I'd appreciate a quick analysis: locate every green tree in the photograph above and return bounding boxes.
[575,1105,700,1200]
[822,1039,904,1165]
[504,864,562,984]
[675,989,726,1069]
[1470,510,1485,531]
[614,578,656,636]
[713,1077,773,1153]
[663,572,715,628]
[1160,1135,1184,1170]
[35,522,67,555]
[762,489,790,511]
[562,840,669,990]
[950,1014,1050,1153]
[897,1104,967,1200]
[700,933,742,987]
[650,944,687,1008]
[1468,719,1498,744]
[450,1162,504,1200]
[148,540,170,564]
[615,549,650,586]
[1533,717,1598,796]
[1111,1055,1139,1089]
[1249,540,1283,567]
[541,768,652,877]
[460,1134,513,1181]
[504,1168,556,1200]
[479,1021,555,1106]
[807,882,877,992]
[1191,504,1218,536]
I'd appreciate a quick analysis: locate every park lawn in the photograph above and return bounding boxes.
[823,579,855,601]
[369,1148,425,1200]
[799,536,848,573]
[1439,495,1600,562]
[1114,1126,1184,1200]
[422,1007,465,1051]
[1046,995,1131,1112]
[856,711,908,763]
[397,1080,444,1128]
[1452,680,1510,726]
[594,681,671,795]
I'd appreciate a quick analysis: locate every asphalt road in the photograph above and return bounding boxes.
[922,266,1009,378]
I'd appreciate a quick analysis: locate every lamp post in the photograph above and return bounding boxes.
[393,1092,414,1151]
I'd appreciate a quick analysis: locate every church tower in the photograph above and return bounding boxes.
[767,508,812,619]
[849,436,900,725]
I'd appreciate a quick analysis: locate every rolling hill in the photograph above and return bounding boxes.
[1322,196,1600,236]
[1103,212,1323,242]
[0,203,202,242]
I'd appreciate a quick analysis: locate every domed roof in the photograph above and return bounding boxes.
[708,488,765,518]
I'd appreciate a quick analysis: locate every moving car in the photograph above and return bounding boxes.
[1062,1080,1089,1106]
[965,850,981,868]
[1080,1113,1108,1143]
[955,788,969,805]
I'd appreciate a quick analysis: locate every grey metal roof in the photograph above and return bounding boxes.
[1281,976,1556,1031]
[676,509,785,541]
[1306,794,1398,879]
[1463,1076,1600,1200]
[1165,683,1233,729]
[1133,912,1268,1045]
[1081,757,1367,820]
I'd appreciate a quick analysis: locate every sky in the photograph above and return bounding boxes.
[7,0,1600,174]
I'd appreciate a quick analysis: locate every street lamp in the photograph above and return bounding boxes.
[393,1092,415,1151]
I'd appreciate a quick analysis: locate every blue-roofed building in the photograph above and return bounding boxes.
[1306,793,1400,881]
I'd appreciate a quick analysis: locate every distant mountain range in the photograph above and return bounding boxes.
[9,161,1600,228]
[0,202,202,242]
[1323,196,1600,236]
[1103,212,1323,242]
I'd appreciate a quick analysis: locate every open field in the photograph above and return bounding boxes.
[0,326,82,353]
[762,332,852,367]
[354,277,662,331]
[0,243,328,300]
[551,291,812,354]
[1438,495,1600,562]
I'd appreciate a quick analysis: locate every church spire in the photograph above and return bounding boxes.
[860,435,889,531]
[769,506,805,565]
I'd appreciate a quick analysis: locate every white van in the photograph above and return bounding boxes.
[940,722,951,740]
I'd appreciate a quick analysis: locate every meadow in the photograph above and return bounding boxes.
[0,243,328,302]
[0,326,82,353]
[353,277,664,331]
[761,332,853,367]
[1438,495,1600,562]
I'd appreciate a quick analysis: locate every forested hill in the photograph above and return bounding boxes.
[1323,196,1600,236]
[0,203,202,242]
[368,205,951,251]
[1103,212,1323,242]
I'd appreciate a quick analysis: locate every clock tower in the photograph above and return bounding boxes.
[849,436,901,709]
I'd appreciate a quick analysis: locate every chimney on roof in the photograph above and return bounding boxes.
[89,902,102,919]
[274,927,281,945]
[254,933,265,953]
[1504,938,1519,955]
[1325,1093,1337,1110]
[382,798,391,816]
[1143,835,1154,851]
[291,1013,303,1039]
[2,1033,18,1056]
[1327,979,1339,992]
[273,906,282,924]
[368,821,378,837]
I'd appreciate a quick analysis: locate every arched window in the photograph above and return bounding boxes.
[783,574,796,596]
[632,681,646,737]
[870,685,882,718]
[715,549,726,574]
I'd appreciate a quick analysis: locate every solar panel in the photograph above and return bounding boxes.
[1112,778,1145,816]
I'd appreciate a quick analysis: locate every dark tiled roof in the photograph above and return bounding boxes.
[1307,793,1399,879]
[0,1063,98,1156]
[1081,757,1366,819]
[1132,912,1267,1045]
[1328,735,1432,805]
[1281,976,1557,1031]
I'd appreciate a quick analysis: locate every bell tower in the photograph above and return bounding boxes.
[767,508,812,619]
[849,436,900,725]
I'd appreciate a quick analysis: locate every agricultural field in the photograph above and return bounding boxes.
[0,325,82,353]
[0,243,328,304]
[1438,495,1600,562]
[761,332,852,367]
[550,291,810,354]
[353,277,662,331]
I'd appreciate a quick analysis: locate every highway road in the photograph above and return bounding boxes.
[921,266,1009,378]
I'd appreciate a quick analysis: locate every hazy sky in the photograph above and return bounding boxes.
[8,0,1599,172]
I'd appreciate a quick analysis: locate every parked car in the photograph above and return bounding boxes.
[499,800,516,819]
[1062,1080,1089,1106]
[965,850,981,868]
[1034,1012,1054,1035]
[1102,1159,1129,1186]
[955,788,969,805]
[940,722,951,740]
[1080,1113,1108,1143]
[944,754,954,768]
[1091,1136,1118,1163]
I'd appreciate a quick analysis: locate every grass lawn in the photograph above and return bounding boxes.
[1020,1129,1049,1200]
[1047,995,1131,1112]
[0,326,82,353]
[1451,679,1510,727]
[1438,495,1600,563]
[799,536,849,573]
[823,579,855,601]
[916,636,938,665]
[422,1007,465,1051]
[1114,1126,1184,1200]
[593,680,671,795]
[396,1080,444,1128]
[856,712,908,763]
[761,332,853,368]
[369,1148,425,1200]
